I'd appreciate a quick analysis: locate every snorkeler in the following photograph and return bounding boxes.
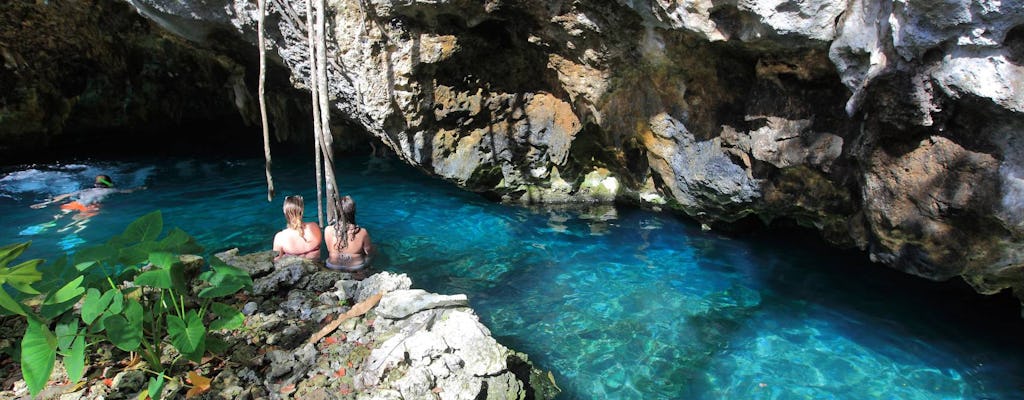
[28,174,145,233]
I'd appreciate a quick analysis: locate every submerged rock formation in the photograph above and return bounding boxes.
[9,1,1024,310]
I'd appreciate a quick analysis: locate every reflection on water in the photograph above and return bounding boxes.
[2,155,1024,399]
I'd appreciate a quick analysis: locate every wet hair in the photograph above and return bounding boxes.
[283,195,306,239]
[333,195,360,251]
[94,175,114,188]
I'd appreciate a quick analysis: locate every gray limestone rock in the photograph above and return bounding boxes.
[0,0,981,322]
[355,271,413,302]
[376,289,470,320]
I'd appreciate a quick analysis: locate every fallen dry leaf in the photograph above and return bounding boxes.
[324,336,338,345]
[102,378,113,387]
[185,371,212,398]
[333,367,346,378]
[279,383,296,394]
[308,293,383,344]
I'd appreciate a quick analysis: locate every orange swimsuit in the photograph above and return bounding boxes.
[60,201,99,217]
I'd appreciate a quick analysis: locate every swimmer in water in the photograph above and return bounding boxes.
[29,174,145,233]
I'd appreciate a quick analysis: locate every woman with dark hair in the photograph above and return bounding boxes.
[272,195,322,261]
[323,195,375,271]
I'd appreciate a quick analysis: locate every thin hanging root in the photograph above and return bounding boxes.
[307,0,325,225]
[258,0,274,201]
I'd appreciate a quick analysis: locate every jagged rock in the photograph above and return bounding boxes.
[355,271,413,302]
[0,0,1016,317]
[108,0,1024,312]
[376,289,469,319]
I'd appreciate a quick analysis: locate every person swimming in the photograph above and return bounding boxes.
[323,195,375,272]
[272,195,323,261]
[27,174,144,233]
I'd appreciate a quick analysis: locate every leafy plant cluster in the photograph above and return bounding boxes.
[0,211,253,399]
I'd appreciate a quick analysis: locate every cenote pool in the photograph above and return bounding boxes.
[2,154,1024,399]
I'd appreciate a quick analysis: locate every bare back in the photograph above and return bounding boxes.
[273,221,323,260]
[324,224,373,264]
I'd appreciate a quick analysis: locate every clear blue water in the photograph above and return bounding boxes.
[3,154,1024,399]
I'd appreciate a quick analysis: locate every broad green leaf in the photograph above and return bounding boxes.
[209,302,244,331]
[148,252,176,269]
[157,228,202,254]
[33,256,65,291]
[197,278,247,298]
[121,210,163,244]
[167,310,205,361]
[108,289,124,314]
[55,318,79,351]
[44,275,84,305]
[90,313,108,334]
[105,315,141,351]
[82,288,114,324]
[0,289,26,316]
[205,336,229,354]
[40,297,77,319]
[73,244,116,265]
[106,298,144,352]
[124,298,143,326]
[62,332,86,384]
[148,375,165,400]
[169,262,187,295]
[0,242,30,267]
[74,261,97,272]
[21,317,56,397]
[198,264,253,298]
[134,269,172,289]
[0,258,43,290]
[118,242,156,267]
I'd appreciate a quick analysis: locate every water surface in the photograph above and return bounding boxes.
[2,155,1023,399]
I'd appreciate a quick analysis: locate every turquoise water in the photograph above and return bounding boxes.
[3,154,1024,399]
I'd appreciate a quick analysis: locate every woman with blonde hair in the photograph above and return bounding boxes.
[324,195,374,271]
[273,195,322,260]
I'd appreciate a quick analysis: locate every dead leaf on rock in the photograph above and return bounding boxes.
[185,371,212,398]
[279,383,296,394]
[308,293,383,344]
[333,367,346,378]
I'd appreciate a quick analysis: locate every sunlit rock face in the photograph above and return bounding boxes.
[119,0,1023,304]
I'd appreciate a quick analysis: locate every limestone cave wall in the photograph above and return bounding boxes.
[7,0,1024,310]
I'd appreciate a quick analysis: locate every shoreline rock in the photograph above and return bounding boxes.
[0,249,559,400]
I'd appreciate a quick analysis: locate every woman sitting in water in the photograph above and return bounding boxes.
[273,195,322,261]
[324,195,375,271]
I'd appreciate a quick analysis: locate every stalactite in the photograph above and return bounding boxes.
[258,0,274,202]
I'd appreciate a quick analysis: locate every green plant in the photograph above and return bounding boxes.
[0,211,253,399]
